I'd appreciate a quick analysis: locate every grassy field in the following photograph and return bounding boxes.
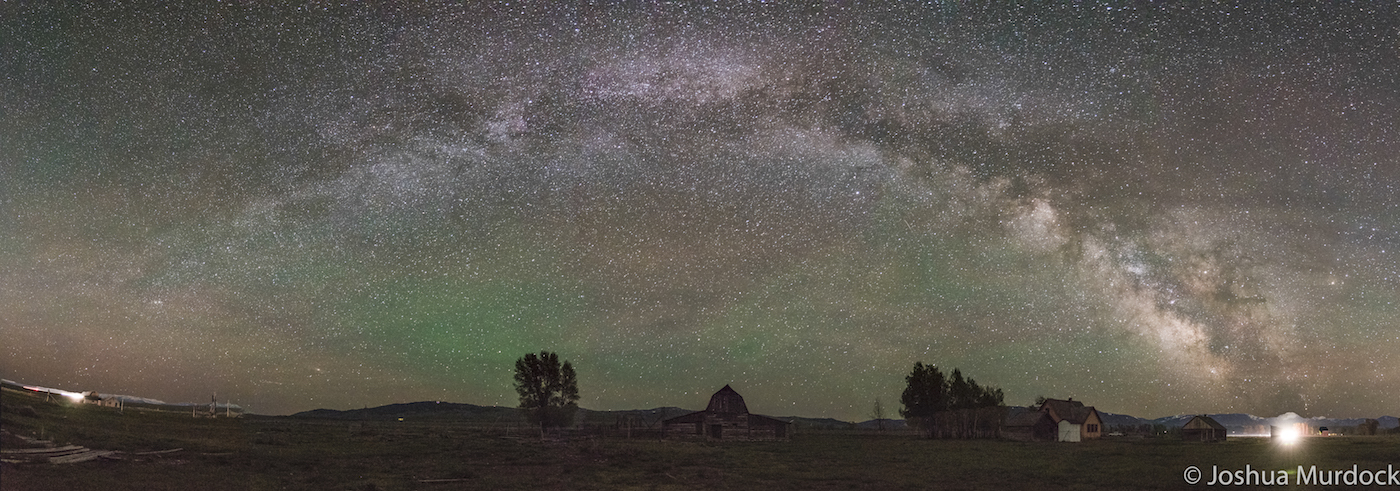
[5,387,1400,490]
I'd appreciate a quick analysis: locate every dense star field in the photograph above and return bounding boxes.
[3,3,1398,421]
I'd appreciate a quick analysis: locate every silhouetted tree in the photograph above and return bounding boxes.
[948,369,972,410]
[945,369,1003,410]
[513,351,579,433]
[870,397,887,431]
[899,362,947,431]
[978,386,1005,407]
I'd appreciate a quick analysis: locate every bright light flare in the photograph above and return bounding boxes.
[1277,427,1300,445]
[23,384,86,403]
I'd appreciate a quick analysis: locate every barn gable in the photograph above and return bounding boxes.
[706,385,749,414]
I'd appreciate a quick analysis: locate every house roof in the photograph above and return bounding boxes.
[1066,406,1100,425]
[1184,415,1226,431]
[1040,398,1099,425]
[1039,398,1081,420]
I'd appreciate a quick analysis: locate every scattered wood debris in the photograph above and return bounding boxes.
[49,449,121,464]
[0,430,186,465]
[1,445,109,464]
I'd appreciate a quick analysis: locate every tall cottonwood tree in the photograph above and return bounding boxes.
[899,362,947,428]
[513,351,579,432]
[947,368,1005,409]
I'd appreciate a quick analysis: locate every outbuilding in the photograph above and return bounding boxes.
[1002,407,1056,442]
[1182,415,1227,442]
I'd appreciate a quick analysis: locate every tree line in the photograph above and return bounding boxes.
[900,362,1005,438]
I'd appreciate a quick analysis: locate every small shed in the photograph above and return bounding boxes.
[1182,415,1227,442]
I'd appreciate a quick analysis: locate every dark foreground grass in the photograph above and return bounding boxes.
[5,388,1400,490]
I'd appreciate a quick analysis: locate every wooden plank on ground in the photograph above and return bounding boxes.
[1,445,85,455]
[51,450,118,464]
[133,448,183,455]
[44,448,91,459]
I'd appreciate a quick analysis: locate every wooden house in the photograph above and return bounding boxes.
[1182,415,1227,442]
[662,385,791,441]
[1039,398,1103,442]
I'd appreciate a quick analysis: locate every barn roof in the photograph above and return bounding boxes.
[705,384,749,414]
[662,385,795,432]
[747,414,791,428]
[663,411,708,424]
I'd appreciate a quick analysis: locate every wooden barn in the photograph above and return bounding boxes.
[1039,398,1103,442]
[1182,415,1227,442]
[662,385,791,441]
[1002,407,1056,442]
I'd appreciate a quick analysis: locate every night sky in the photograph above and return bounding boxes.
[3,3,1399,421]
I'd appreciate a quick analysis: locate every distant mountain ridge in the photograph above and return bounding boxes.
[290,402,705,425]
[289,402,862,429]
[292,401,521,421]
[9,377,1393,432]
[290,401,1397,435]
